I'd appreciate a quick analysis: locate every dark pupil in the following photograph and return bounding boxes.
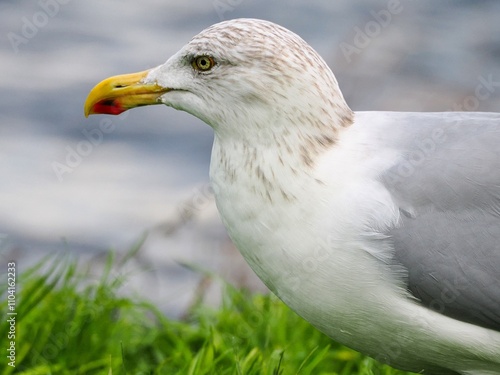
[200,59,207,66]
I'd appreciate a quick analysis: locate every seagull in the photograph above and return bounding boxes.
[84,18,500,375]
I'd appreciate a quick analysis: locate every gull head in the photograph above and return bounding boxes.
[85,18,353,142]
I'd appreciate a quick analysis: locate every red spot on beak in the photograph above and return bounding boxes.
[92,99,127,115]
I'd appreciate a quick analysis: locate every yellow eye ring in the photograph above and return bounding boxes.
[193,55,215,71]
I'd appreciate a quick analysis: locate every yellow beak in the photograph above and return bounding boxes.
[84,70,170,117]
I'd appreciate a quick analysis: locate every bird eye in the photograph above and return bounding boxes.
[192,55,215,71]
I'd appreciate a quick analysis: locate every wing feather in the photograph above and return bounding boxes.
[373,112,500,331]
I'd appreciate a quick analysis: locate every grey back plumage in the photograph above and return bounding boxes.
[376,112,500,331]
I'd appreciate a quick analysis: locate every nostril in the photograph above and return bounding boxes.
[101,99,115,106]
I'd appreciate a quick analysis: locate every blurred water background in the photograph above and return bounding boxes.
[1,0,499,316]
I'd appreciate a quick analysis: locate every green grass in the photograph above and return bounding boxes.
[0,245,415,375]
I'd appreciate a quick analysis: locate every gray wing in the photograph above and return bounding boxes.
[377,112,500,332]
